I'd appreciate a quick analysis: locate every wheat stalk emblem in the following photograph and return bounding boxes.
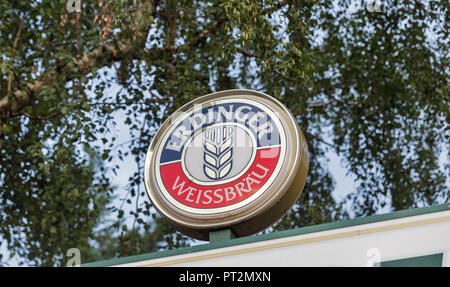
[203,126,233,180]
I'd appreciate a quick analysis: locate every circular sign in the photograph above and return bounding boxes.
[144,89,309,240]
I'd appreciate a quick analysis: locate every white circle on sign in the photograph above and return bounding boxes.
[181,123,256,186]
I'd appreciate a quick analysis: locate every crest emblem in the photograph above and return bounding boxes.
[203,126,234,180]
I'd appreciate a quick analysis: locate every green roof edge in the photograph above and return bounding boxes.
[82,202,450,267]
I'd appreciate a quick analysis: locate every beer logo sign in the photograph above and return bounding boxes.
[144,90,309,240]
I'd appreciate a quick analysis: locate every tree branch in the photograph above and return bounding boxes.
[6,14,26,103]
[309,133,335,148]
[308,89,359,110]
[0,1,157,119]
[1,2,223,118]
[0,42,133,116]
[308,100,335,108]
[10,111,62,121]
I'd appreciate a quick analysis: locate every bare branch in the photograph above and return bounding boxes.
[308,100,335,108]
[309,133,335,148]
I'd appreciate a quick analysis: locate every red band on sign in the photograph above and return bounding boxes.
[160,147,280,209]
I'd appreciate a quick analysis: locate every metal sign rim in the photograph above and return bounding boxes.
[143,89,308,240]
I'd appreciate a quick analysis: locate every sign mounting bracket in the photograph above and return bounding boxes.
[209,229,236,243]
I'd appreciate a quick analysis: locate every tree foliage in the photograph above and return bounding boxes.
[0,0,448,265]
